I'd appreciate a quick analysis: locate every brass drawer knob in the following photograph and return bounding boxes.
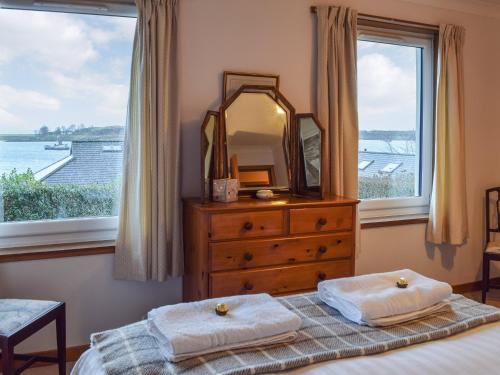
[318,217,328,226]
[244,281,254,291]
[243,221,253,231]
[243,252,253,261]
[318,272,327,281]
[318,246,327,254]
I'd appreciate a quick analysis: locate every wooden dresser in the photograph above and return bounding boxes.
[183,194,359,301]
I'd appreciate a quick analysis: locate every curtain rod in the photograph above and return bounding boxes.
[310,6,439,31]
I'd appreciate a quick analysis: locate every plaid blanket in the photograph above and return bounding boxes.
[91,293,500,375]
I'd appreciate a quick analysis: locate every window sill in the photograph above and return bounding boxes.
[0,241,115,263]
[361,217,428,229]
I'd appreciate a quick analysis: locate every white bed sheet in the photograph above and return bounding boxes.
[72,320,500,375]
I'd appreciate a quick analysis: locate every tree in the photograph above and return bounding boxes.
[39,125,49,135]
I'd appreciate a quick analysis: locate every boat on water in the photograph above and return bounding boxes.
[44,139,70,151]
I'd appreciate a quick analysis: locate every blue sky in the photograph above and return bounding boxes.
[0,9,136,134]
[357,40,418,131]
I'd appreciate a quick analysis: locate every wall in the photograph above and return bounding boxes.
[1,0,500,352]
[0,255,181,352]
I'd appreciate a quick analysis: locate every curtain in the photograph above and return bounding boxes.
[316,5,360,251]
[427,24,468,245]
[115,0,182,281]
[316,5,359,198]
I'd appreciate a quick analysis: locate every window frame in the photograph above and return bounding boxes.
[0,4,135,250]
[357,24,436,223]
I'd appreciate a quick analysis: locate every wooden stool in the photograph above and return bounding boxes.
[0,300,65,375]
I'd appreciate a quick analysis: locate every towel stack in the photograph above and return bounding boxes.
[318,269,453,326]
[147,293,302,362]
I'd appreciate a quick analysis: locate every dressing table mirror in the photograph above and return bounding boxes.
[220,85,295,193]
[199,72,327,200]
[200,111,218,203]
[297,114,325,198]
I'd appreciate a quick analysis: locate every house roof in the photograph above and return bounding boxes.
[358,151,415,177]
[39,141,123,185]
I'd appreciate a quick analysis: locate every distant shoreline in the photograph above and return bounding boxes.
[0,136,123,142]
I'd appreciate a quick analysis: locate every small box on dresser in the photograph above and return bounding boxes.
[182,194,359,301]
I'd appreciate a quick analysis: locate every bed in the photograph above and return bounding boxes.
[71,291,500,375]
[73,320,500,374]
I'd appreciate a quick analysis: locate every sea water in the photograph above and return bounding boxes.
[0,139,415,178]
[0,141,71,176]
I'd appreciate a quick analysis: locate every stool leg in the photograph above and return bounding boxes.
[1,339,14,375]
[56,305,66,375]
[482,255,490,303]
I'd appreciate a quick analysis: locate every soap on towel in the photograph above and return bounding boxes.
[318,269,452,326]
[148,293,302,362]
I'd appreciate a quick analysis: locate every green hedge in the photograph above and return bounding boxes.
[0,170,120,222]
[359,172,415,200]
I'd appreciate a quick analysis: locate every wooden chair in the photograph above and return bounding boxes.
[0,300,65,375]
[482,187,500,303]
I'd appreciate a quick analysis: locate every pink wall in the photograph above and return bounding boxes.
[179,0,500,285]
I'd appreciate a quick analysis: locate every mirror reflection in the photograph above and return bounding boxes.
[299,116,322,188]
[201,112,217,200]
[225,92,290,190]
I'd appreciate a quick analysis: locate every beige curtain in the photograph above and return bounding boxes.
[316,5,359,198]
[115,0,182,281]
[427,25,468,245]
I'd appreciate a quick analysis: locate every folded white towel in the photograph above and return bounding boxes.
[318,269,452,326]
[366,301,451,327]
[148,293,302,362]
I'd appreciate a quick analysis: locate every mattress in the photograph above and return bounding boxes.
[72,320,500,375]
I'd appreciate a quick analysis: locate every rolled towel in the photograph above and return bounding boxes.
[148,293,302,362]
[318,269,452,326]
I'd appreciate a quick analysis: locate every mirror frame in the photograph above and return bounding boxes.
[295,113,326,199]
[217,84,297,195]
[200,111,219,203]
[223,71,280,101]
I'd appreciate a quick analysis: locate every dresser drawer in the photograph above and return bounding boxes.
[209,210,285,241]
[289,206,353,234]
[210,233,353,271]
[210,260,351,297]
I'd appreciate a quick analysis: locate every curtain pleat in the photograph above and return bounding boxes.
[427,24,468,245]
[115,0,182,281]
[316,5,359,198]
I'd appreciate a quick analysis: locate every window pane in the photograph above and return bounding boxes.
[357,40,421,200]
[0,9,135,222]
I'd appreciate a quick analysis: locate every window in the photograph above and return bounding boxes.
[358,160,373,170]
[357,25,435,221]
[0,5,136,248]
[380,162,402,174]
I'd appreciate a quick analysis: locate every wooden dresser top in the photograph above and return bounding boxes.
[183,194,359,212]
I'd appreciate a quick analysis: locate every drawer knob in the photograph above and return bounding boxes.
[318,246,327,254]
[244,281,254,291]
[337,239,342,245]
[243,252,253,261]
[243,222,253,231]
[318,272,327,281]
[318,217,328,226]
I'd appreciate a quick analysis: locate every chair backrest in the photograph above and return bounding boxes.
[486,187,500,244]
